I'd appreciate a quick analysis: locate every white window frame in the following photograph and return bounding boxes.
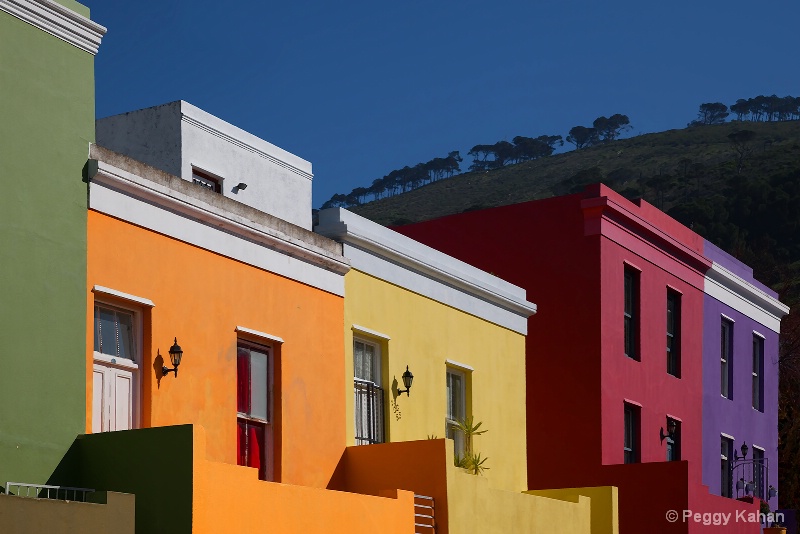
[446,367,467,457]
[92,299,143,432]
[353,336,384,445]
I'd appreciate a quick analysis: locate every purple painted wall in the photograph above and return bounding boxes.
[702,240,780,508]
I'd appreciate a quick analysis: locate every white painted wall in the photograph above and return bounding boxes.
[96,101,314,229]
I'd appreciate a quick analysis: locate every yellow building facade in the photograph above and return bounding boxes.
[317,208,619,534]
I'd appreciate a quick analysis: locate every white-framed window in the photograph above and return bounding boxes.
[192,167,222,193]
[354,337,384,445]
[92,301,141,433]
[721,318,734,399]
[721,436,734,497]
[446,368,467,457]
[666,289,681,377]
[237,339,274,481]
[623,403,640,464]
[624,265,640,361]
[752,333,764,412]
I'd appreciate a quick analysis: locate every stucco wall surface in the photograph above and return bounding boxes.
[87,210,346,488]
[96,101,314,229]
[343,269,528,493]
[0,491,134,534]
[0,4,96,485]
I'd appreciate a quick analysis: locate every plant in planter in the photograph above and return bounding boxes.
[762,500,787,534]
[452,416,489,475]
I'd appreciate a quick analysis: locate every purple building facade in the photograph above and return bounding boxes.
[702,241,789,507]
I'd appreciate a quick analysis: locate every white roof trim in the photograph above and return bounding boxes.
[352,324,391,341]
[706,262,789,333]
[235,326,284,344]
[445,359,474,372]
[0,0,106,55]
[180,102,312,181]
[316,208,537,321]
[89,159,349,277]
[92,285,155,307]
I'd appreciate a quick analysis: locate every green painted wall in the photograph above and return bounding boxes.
[0,4,96,485]
[51,426,194,534]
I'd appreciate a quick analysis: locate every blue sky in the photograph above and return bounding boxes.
[84,0,800,208]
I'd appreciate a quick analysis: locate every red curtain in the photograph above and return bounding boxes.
[237,419,266,480]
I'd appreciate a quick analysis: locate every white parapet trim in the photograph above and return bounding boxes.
[316,208,537,335]
[705,262,790,333]
[88,155,349,297]
[0,0,106,54]
[180,102,313,181]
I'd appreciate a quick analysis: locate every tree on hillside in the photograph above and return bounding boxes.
[593,114,632,142]
[690,103,729,125]
[566,126,598,149]
[727,130,756,174]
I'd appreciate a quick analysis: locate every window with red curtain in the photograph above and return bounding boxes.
[236,341,271,480]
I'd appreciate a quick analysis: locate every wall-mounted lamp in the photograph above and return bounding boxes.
[740,442,748,459]
[397,366,414,396]
[660,418,677,442]
[235,182,248,190]
[162,338,184,377]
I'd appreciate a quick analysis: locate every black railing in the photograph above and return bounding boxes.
[731,458,769,500]
[354,379,384,445]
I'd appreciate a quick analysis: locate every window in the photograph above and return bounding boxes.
[752,334,764,412]
[192,168,222,193]
[446,368,467,457]
[753,447,765,499]
[92,303,140,433]
[237,341,273,480]
[624,267,640,360]
[354,338,384,445]
[721,318,733,399]
[666,418,680,461]
[721,437,733,497]
[666,290,681,377]
[624,403,640,464]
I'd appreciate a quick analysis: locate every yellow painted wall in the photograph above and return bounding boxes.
[344,270,527,492]
[526,487,619,534]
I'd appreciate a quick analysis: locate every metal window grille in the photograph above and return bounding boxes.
[354,378,384,445]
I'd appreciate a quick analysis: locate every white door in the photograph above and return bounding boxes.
[92,359,137,432]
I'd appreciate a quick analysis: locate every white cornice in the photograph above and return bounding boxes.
[705,262,789,333]
[316,208,537,321]
[0,0,106,55]
[89,159,349,277]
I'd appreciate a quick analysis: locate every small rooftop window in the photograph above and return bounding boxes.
[192,168,222,194]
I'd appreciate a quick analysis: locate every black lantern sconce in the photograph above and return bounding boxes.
[734,441,749,461]
[660,418,677,442]
[162,338,184,378]
[397,366,414,396]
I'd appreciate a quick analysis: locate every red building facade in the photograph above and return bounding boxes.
[397,184,763,532]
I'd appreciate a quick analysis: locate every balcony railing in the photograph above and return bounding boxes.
[4,482,94,502]
[730,458,769,500]
[354,378,384,445]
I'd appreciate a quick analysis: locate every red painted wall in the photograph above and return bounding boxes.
[396,184,738,532]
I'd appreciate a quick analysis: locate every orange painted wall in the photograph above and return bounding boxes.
[86,210,346,488]
[191,426,415,534]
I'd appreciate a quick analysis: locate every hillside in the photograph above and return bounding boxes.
[351,121,800,227]
[350,119,800,508]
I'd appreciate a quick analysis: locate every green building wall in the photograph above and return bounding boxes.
[0,1,99,486]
